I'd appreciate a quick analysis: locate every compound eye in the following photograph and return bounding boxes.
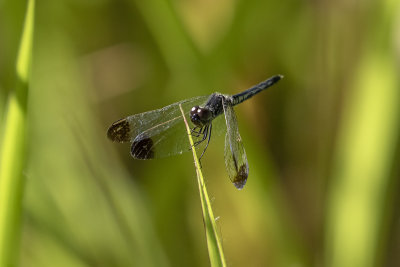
[190,106,200,117]
[197,108,211,121]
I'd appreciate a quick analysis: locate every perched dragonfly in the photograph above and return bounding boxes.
[107,75,282,189]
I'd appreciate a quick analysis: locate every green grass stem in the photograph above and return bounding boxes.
[179,104,226,267]
[0,0,35,266]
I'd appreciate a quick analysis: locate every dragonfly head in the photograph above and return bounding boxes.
[190,106,212,127]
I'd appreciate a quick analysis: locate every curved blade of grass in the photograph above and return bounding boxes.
[0,0,35,266]
[179,104,226,267]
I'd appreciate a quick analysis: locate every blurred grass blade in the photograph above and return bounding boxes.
[0,0,35,266]
[132,0,200,73]
[179,104,226,267]
[325,1,400,266]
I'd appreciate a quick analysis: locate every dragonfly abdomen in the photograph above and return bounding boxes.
[231,75,282,106]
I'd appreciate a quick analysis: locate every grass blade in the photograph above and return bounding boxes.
[179,104,226,267]
[0,0,35,266]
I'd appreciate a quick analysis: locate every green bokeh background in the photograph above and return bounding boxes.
[1,0,399,266]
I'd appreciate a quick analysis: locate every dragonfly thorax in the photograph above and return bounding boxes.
[190,106,212,127]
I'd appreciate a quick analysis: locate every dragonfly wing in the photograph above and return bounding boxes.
[108,95,209,159]
[222,98,249,189]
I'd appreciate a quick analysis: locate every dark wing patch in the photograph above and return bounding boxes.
[131,137,155,159]
[232,164,248,189]
[107,118,131,143]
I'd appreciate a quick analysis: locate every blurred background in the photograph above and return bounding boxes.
[1,0,399,266]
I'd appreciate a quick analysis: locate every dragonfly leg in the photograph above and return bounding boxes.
[189,125,207,151]
[194,125,209,146]
[191,126,203,137]
[198,123,212,162]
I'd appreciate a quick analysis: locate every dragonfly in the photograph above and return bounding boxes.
[107,75,282,189]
